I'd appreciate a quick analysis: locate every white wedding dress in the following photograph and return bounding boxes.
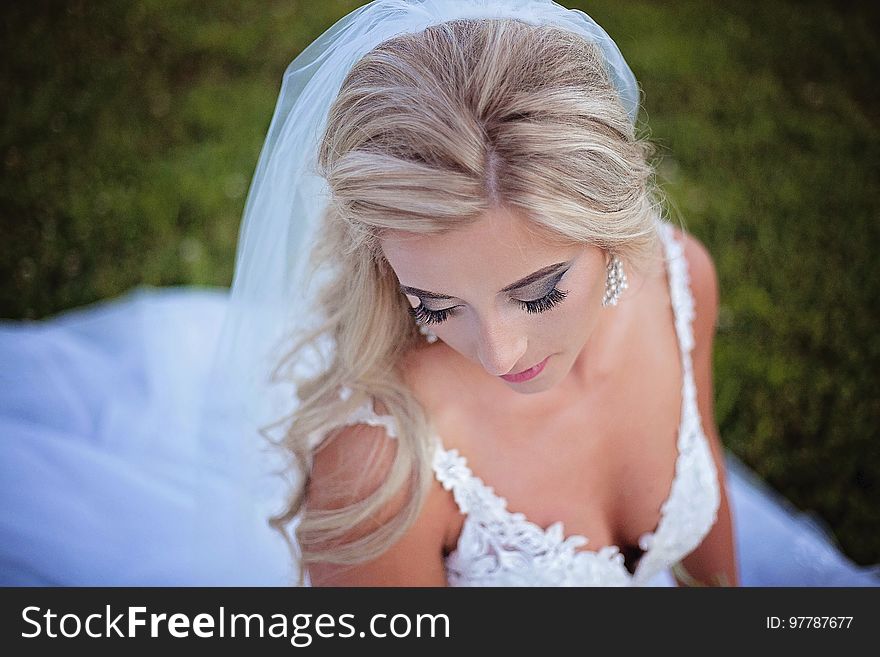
[2,230,878,586]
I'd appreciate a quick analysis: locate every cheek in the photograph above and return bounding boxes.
[510,281,599,348]
[554,273,603,340]
[556,290,598,340]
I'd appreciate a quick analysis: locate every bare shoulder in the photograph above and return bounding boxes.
[304,402,451,586]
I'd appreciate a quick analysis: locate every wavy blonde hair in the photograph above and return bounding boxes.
[266,17,672,586]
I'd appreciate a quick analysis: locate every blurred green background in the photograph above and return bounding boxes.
[1,1,878,565]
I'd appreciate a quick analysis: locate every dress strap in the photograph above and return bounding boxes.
[333,387,483,517]
[336,385,400,438]
[655,219,696,356]
[654,218,700,428]
[307,386,400,449]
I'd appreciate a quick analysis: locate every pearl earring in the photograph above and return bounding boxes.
[418,321,438,343]
[602,253,627,307]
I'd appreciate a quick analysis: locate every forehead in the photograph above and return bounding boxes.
[380,207,580,288]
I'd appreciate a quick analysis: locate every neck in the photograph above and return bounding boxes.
[570,295,627,390]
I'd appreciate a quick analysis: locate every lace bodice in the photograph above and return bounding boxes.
[332,217,720,586]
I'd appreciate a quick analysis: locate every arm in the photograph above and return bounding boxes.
[671,228,740,587]
[304,420,450,586]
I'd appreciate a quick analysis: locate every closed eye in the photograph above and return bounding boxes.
[409,284,569,326]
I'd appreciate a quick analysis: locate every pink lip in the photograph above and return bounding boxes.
[500,355,550,383]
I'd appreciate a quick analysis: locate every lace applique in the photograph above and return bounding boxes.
[626,219,721,583]
[432,445,632,586]
[308,385,400,449]
[659,220,696,354]
[336,386,400,439]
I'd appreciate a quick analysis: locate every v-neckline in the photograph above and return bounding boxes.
[435,406,686,581]
[435,218,692,582]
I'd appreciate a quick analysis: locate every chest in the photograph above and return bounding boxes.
[426,270,687,557]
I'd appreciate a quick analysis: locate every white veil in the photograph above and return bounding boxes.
[191,0,641,584]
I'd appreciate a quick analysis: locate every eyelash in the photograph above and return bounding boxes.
[409,286,569,326]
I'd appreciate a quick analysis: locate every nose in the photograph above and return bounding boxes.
[475,319,528,377]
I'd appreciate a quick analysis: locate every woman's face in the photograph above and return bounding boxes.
[380,206,616,396]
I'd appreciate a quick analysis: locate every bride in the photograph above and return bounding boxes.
[2,0,879,588]
[277,2,730,587]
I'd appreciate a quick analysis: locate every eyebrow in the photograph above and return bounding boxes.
[399,260,571,300]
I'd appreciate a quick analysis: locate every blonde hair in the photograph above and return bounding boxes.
[266,17,672,585]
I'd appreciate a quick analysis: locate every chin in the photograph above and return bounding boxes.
[511,379,556,394]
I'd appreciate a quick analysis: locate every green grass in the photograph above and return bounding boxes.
[1,0,877,566]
